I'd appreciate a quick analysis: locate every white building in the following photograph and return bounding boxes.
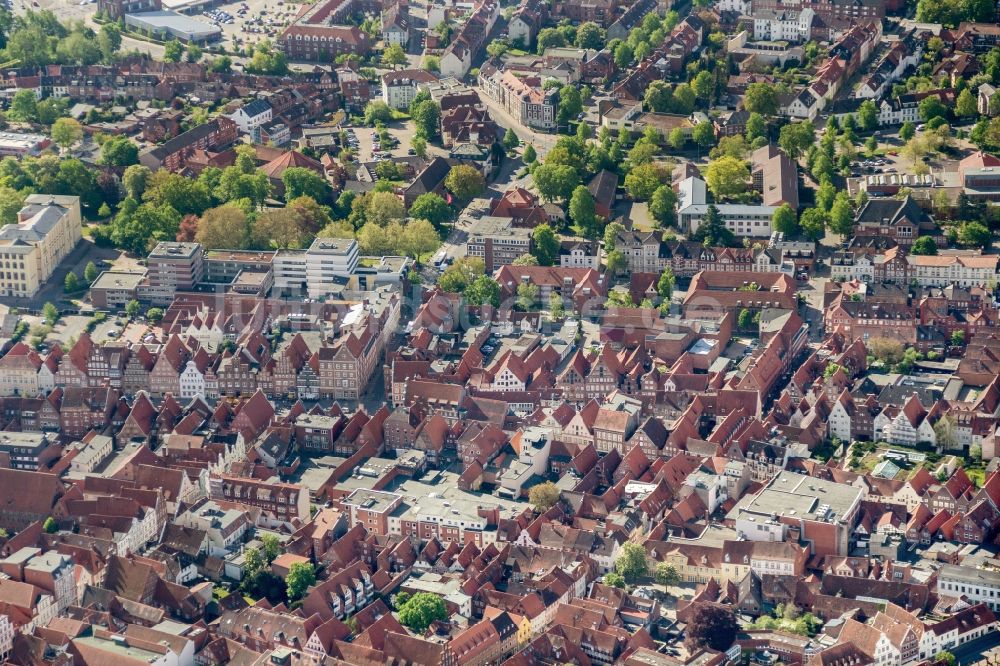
[752,8,814,43]
[304,237,360,299]
[677,177,776,238]
[227,99,272,137]
[906,254,999,287]
[177,499,249,557]
[0,195,82,298]
[0,615,12,661]
[938,566,1000,612]
[179,359,206,399]
[381,69,438,109]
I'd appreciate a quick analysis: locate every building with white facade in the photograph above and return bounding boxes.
[272,239,358,299]
[677,177,776,238]
[752,8,814,43]
[0,195,82,298]
[227,99,273,139]
[381,69,438,110]
[938,565,1000,611]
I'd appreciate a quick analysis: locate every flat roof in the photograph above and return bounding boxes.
[728,470,862,525]
[91,271,146,291]
[124,10,222,39]
[938,564,1000,586]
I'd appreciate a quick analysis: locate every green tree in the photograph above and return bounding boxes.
[516,281,540,310]
[411,135,427,159]
[125,300,141,319]
[260,534,281,564]
[0,186,26,226]
[382,43,407,67]
[919,96,947,123]
[51,118,82,152]
[528,481,560,512]
[575,21,604,49]
[911,236,938,255]
[649,185,677,227]
[398,218,441,259]
[607,249,626,275]
[285,562,316,601]
[614,542,648,583]
[705,156,750,199]
[693,122,715,150]
[693,70,714,105]
[195,205,250,250]
[534,164,579,202]
[625,163,663,201]
[645,81,673,113]
[613,41,634,68]
[549,292,566,318]
[557,84,583,127]
[746,113,767,143]
[669,127,686,151]
[411,99,441,139]
[900,121,916,142]
[146,307,164,324]
[959,221,991,248]
[244,40,288,75]
[935,652,956,666]
[409,193,452,227]
[363,100,392,126]
[398,593,448,633]
[84,261,99,284]
[537,27,568,53]
[122,165,151,200]
[97,23,122,62]
[243,547,264,577]
[522,144,537,164]
[465,274,500,307]
[438,257,485,292]
[950,330,965,346]
[10,90,37,122]
[486,38,509,58]
[532,224,559,266]
[657,268,675,300]
[744,82,778,115]
[359,192,406,227]
[64,271,79,293]
[655,562,681,586]
[163,39,183,63]
[282,167,330,204]
[690,205,735,247]
[779,121,815,160]
[569,185,599,237]
[503,129,520,152]
[738,308,754,329]
[100,135,139,167]
[772,204,798,235]
[43,517,57,534]
[858,100,879,132]
[42,302,59,327]
[604,572,626,588]
[829,191,854,237]
[445,165,485,200]
[956,88,978,117]
[185,43,202,63]
[799,207,827,241]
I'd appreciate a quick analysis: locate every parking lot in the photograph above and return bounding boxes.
[209,0,300,55]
